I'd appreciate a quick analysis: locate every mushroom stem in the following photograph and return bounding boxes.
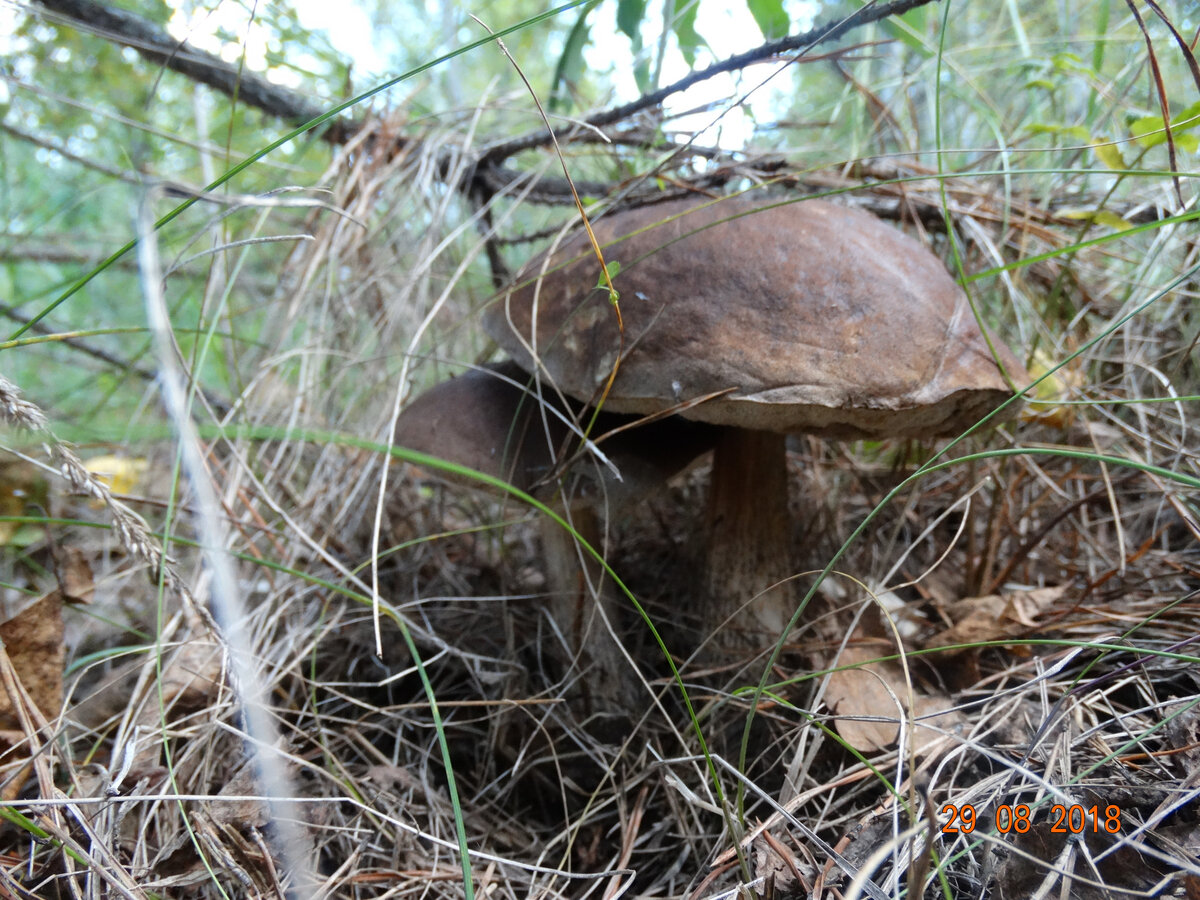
[540,502,635,723]
[705,428,793,653]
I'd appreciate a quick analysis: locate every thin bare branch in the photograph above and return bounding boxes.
[476,0,940,167]
[30,0,353,141]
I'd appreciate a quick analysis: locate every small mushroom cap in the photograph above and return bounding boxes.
[394,361,561,492]
[485,197,1029,439]
[394,361,718,498]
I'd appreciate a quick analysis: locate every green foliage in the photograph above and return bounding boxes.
[2,0,338,425]
[616,0,648,38]
[669,0,703,66]
[595,259,621,303]
[878,3,934,56]
[744,0,788,40]
[550,0,602,111]
[5,0,1199,434]
[1092,138,1128,170]
[1129,99,1200,151]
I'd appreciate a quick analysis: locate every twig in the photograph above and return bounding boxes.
[30,0,352,141]
[476,0,940,166]
[33,0,942,205]
[0,299,158,382]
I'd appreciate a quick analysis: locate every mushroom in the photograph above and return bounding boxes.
[393,360,715,720]
[393,361,561,492]
[484,196,1028,656]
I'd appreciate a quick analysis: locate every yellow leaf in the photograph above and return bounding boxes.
[1057,208,1133,230]
[1021,350,1083,428]
[84,454,148,497]
[1092,139,1126,170]
[1088,209,1134,230]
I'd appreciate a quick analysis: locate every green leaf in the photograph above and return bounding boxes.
[596,260,621,305]
[616,0,648,40]
[745,0,789,39]
[1090,210,1135,230]
[618,0,650,91]
[549,0,600,113]
[1028,123,1089,141]
[1091,0,1109,74]
[1130,100,1200,148]
[1176,99,1200,128]
[1131,115,1168,148]
[671,0,703,66]
[1051,51,1085,72]
[633,58,652,94]
[879,5,932,56]
[595,260,621,290]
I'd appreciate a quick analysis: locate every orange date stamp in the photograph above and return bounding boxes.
[940,803,1123,835]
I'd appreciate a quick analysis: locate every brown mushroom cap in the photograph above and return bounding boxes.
[393,360,718,499]
[485,196,1028,437]
[393,361,561,492]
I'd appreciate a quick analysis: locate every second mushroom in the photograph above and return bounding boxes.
[393,360,714,722]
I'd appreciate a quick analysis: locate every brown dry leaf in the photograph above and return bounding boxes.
[146,640,224,718]
[825,644,902,752]
[0,591,64,731]
[825,643,965,755]
[1162,700,1200,772]
[912,566,959,607]
[157,640,224,712]
[925,585,1067,653]
[209,761,272,830]
[53,544,94,604]
[364,763,422,794]
[993,820,1178,900]
[753,830,814,896]
[0,591,65,799]
[908,687,967,756]
[209,753,331,835]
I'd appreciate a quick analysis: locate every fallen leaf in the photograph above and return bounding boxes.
[209,761,272,830]
[994,819,1176,900]
[0,592,65,730]
[0,458,49,546]
[824,642,965,755]
[83,454,148,499]
[753,829,814,896]
[925,586,1068,654]
[0,592,65,799]
[53,544,94,604]
[1163,701,1200,772]
[825,644,901,752]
